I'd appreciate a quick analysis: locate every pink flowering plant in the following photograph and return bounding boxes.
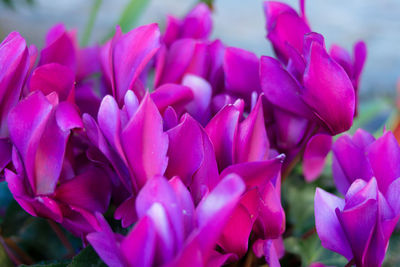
[0,0,398,266]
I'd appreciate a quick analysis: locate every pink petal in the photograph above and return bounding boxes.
[303,133,332,182]
[165,115,203,185]
[54,167,111,212]
[121,93,169,189]
[234,95,269,163]
[29,63,75,101]
[121,216,156,267]
[303,40,355,134]
[8,91,53,193]
[205,104,240,170]
[113,23,161,104]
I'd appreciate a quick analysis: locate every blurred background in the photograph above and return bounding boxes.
[0,0,399,131]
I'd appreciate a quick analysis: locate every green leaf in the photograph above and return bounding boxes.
[282,176,316,237]
[1,200,31,237]
[284,234,347,267]
[19,218,78,261]
[20,260,69,267]
[104,0,150,41]
[349,98,392,136]
[198,0,213,8]
[67,246,106,267]
[0,242,13,267]
[383,230,400,266]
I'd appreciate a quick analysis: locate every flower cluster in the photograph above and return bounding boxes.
[3,0,395,266]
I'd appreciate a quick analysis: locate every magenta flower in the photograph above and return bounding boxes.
[29,24,102,116]
[83,91,169,226]
[264,0,309,64]
[5,91,111,237]
[0,32,31,172]
[87,174,245,267]
[163,3,212,47]
[315,177,400,267]
[260,33,355,136]
[100,23,161,105]
[330,41,367,114]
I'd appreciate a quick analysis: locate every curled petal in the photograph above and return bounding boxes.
[314,188,352,260]
[303,40,355,134]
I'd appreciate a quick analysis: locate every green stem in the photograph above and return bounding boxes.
[47,220,75,258]
[81,0,103,47]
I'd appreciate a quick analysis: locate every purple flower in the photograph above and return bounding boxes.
[87,174,245,267]
[315,177,400,267]
[5,91,111,237]
[332,129,400,195]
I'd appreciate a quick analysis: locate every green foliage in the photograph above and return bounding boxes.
[0,0,34,9]
[104,0,150,41]
[20,246,106,267]
[198,0,214,8]
[67,246,106,267]
[0,242,13,267]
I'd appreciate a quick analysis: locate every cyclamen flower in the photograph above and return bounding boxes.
[100,23,161,105]
[84,77,285,265]
[261,0,367,180]
[315,177,400,267]
[163,3,212,47]
[315,129,400,266]
[332,129,400,195]
[0,32,31,173]
[28,23,102,116]
[88,174,245,267]
[5,91,111,237]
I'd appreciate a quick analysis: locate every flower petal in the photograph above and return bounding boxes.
[314,188,352,260]
[121,93,169,189]
[303,40,355,134]
[303,133,332,182]
[113,23,161,104]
